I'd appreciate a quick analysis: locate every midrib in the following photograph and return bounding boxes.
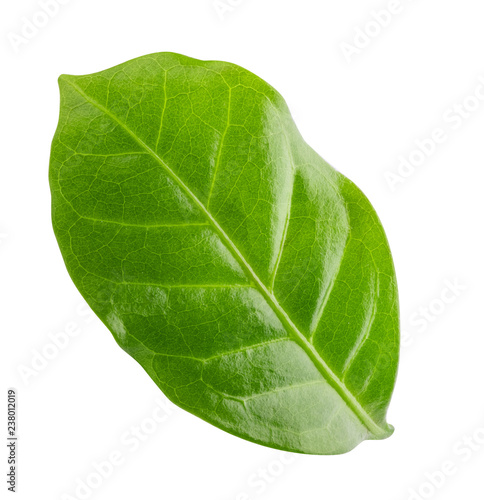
[63,76,389,439]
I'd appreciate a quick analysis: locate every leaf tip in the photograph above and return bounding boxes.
[57,73,72,86]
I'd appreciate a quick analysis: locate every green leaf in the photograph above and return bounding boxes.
[49,52,399,455]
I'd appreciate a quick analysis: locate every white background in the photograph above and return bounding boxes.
[2,0,484,499]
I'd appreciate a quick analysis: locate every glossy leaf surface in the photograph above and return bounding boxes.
[50,53,399,454]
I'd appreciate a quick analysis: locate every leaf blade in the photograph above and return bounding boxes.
[50,53,399,454]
